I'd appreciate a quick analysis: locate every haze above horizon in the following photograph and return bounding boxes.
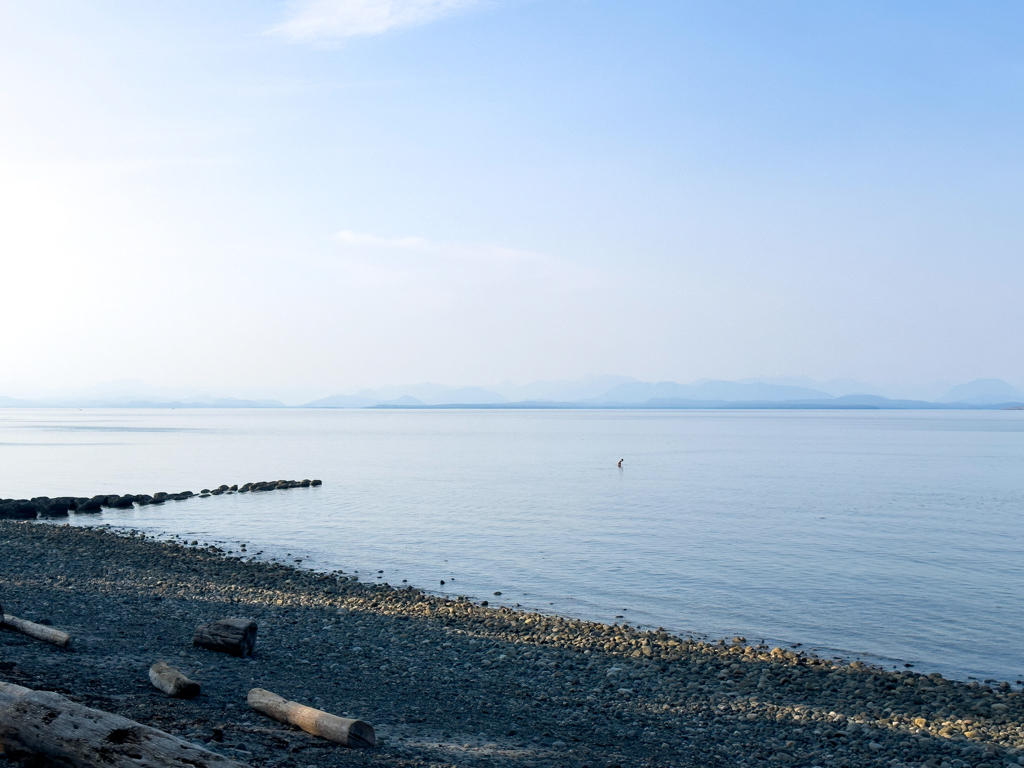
[4,374,1023,410]
[2,1,1022,392]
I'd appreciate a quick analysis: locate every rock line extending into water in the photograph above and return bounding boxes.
[0,521,1021,768]
[0,480,322,520]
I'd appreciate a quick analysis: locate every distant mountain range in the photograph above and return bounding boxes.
[2,377,1023,410]
[308,377,1024,409]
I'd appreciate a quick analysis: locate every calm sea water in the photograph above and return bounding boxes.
[1,407,1022,683]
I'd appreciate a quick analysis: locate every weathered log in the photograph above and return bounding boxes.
[247,688,375,748]
[148,661,200,698]
[193,617,257,657]
[1,613,71,648]
[0,681,245,767]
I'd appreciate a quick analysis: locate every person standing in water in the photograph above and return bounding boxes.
[617,459,624,468]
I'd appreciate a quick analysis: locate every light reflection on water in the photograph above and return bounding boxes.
[1,407,1022,683]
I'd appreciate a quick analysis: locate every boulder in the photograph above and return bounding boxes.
[50,497,73,513]
[0,501,39,520]
[76,499,103,514]
[37,498,70,518]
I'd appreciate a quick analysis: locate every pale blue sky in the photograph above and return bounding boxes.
[1,1,1022,398]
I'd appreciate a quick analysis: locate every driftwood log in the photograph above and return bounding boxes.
[0,610,72,649]
[247,688,375,748]
[149,661,200,698]
[0,681,245,767]
[193,617,257,656]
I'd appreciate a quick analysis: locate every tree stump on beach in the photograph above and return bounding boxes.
[247,688,375,748]
[0,681,245,767]
[148,661,201,698]
[192,618,257,657]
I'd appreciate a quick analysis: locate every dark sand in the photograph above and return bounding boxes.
[1,521,1021,768]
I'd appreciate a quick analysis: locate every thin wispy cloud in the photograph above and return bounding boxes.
[332,229,568,277]
[335,229,428,249]
[272,0,484,41]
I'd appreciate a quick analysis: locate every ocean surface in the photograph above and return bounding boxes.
[1,407,1021,684]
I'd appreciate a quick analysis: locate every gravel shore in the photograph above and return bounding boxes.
[1,521,1021,768]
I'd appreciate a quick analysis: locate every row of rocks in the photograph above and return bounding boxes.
[0,480,322,520]
[0,492,197,519]
[237,479,322,493]
[1,520,1020,768]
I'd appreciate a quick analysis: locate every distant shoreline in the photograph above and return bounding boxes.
[366,400,1024,411]
[2,400,1023,411]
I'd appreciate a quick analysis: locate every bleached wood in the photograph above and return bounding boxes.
[193,617,257,657]
[247,688,375,748]
[1,613,71,648]
[149,661,201,698]
[0,681,245,767]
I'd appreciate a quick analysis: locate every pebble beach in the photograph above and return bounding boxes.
[1,521,1022,768]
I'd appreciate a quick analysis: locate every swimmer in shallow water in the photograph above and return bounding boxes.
[617,458,623,468]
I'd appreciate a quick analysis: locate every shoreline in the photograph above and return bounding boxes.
[64,515,1010,686]
[51,520,970,682]
[1,521,1021,768]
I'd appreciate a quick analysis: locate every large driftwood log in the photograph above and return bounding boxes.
[1,612,72,648]
[149,661,200,698]
[247,688,375,748]
[193,617,257,657]
[0,681,245,767]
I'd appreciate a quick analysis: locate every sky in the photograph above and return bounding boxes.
[1,0,1023,400]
